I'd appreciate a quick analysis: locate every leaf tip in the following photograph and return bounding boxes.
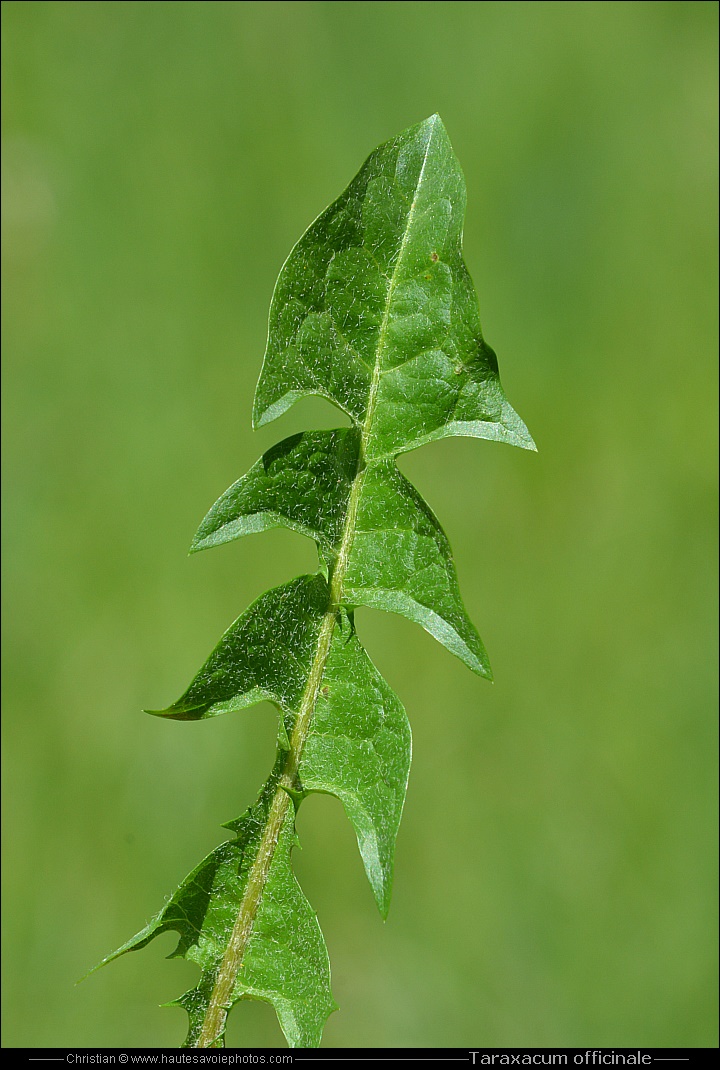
[414,112,447,147]
[251,397,273,430]
[466,649,494,682]
[79,945,124,984]
[144,705,186,720]
[523,430,539,453]
[76,964,97,985]
[499,397,538,453]
[188,533,216,555]
[144,700,209,720]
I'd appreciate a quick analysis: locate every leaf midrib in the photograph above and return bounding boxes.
[196,118,437,1048]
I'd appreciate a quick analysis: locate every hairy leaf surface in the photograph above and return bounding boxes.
[98,115,534,1048]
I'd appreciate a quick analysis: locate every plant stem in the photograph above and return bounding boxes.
[197,466,364,1048]
[197,127,433,1047]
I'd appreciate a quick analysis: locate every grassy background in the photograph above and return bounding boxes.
[2,0,717,1049]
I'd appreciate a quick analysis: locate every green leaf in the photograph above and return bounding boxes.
[149,574,327,726]
[97,115,534,1048]
[298,612,411,918]
[150,574,411,917]
[94,776,335,1048]
[190,430,358,565]
[345,460,491,677]
[192,431,490,677]
[253,114,535,458]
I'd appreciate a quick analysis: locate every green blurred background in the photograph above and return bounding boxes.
[2,0,717,1050]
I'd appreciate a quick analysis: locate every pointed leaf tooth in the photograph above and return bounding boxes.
[345,462,492,678]
[190,430,359,557]
[154,575,328,722]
